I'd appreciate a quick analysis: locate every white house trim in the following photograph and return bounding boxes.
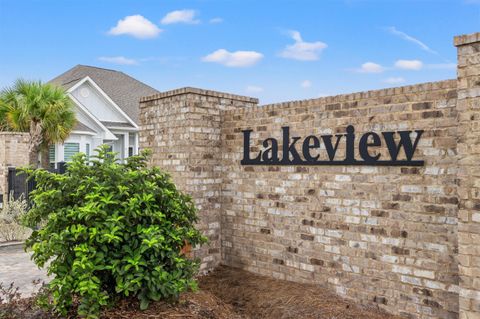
[68,77,139,129]
[67,93,117,140]
[71,130,97,136]
[105,126,138,131]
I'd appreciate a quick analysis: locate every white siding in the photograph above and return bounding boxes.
[71,82,126,123]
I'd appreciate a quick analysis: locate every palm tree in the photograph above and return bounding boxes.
[0,79,76,168]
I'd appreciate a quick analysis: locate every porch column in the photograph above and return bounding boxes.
[123,132,129,162]
[134,132,139,155]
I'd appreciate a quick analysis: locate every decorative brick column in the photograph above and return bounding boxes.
[0,132,29,205]
[455,32,480,318]
[139,87,258,272]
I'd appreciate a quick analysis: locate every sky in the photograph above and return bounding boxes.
[0,0,479,104]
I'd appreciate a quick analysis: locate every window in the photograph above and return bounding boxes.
[48,145,55,164]
[64,143,80,162]
[128,147,133,157]
[104,143,114,159]
[86,143,90,159]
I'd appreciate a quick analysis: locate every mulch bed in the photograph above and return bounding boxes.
[1,265,402,319]
[197,266,401,319]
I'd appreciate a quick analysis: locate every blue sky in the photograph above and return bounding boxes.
[0,0,478,104]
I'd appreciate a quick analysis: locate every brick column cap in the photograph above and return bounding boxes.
[140,86,259,104]
[454,32,480,47]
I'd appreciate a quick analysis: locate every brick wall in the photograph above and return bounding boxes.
[220,80,458,319]
[0,132,29,203]
[455,33,480,318]
[139,88,258,272]
[140,32,480,319]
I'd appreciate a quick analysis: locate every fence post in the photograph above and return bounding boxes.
[26,175,35,204]
[7,167,16,199]
[58,161,67,174]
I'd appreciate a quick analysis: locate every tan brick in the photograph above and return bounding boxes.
[137,32,480,319]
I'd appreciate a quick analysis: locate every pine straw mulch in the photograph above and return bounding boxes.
[196,266,402,319]
[1,265,403,319]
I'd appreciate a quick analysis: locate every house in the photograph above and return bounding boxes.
[47,65,159,164]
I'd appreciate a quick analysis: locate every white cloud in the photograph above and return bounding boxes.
[383,77,405,84]
[209,17,223,24]
[108,15,162,39]
[357,62,384,73]
[202,49,263,67]
[301,80,312,88]
[387,27,437,55]
[246,85,264,93]
[98,56,138,65]
[161,9,200,25]
[395,59,423,70]
[279,30,327,61]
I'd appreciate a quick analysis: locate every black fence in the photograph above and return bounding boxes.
[7,162,67,202]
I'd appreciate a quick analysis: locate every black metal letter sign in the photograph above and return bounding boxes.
[241,125,424,166]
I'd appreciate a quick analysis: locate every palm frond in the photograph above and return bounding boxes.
[0,79,76,142]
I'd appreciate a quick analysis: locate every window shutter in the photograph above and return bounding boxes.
[86,143,90,159]
[64,143,80,162]
[48,145,55,163]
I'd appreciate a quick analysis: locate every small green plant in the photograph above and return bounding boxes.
[22,146,207,318]
[0,194,30,242]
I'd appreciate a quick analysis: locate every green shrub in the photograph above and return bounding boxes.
[22,146,207,318]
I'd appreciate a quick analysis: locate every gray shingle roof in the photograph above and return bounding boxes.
[48,65,159,124]
[74,121,96,133]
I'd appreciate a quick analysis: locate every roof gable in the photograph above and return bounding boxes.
[70,80,127,123]
[68,93,117,140]
[49,65,160,123]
